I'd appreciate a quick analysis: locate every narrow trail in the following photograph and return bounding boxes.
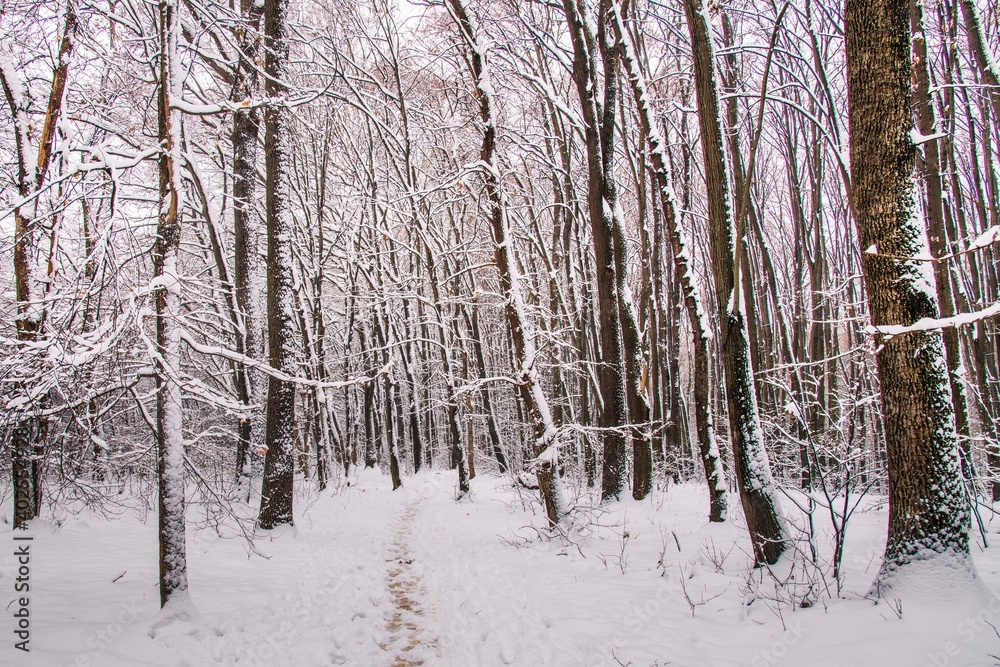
[379,498,438,666]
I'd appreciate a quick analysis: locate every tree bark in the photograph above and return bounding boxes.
[258,0,297,529]
[155,0,189,607]
[610,1,727,522]
[683,0,785,564]
[845,0,971,589]
[231,0,265,490]
[561,0,630,501]
[910,0,972,479]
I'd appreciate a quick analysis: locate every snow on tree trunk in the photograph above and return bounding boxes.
[446,0,566,525]
[610,0,727,522]
[232,0,265,494]
[1,0,77,526]
[561,0,630,502]
[845,0,973,592]
[258,0,297,530]
[155,0,189,607]
[910,0,972,478]
[597,0,653,502]
[683,0,785,564]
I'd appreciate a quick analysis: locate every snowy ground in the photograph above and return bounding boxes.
[4,468,1000,666]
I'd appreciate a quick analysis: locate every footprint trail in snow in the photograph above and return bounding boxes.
[380,498,438,666]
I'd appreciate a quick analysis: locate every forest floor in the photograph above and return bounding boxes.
[4,467,1000,666]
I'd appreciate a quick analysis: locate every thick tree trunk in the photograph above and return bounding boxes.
[683,0,785,564]
[845,0,971,590]
[258,0,297,529]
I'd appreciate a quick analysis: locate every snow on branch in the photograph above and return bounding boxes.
[909,128,947,145]
[171,84,331,115]
[178,330,389,390]
[863,224,1000,263]
[867,302,1000,338]
[170,97,265,115]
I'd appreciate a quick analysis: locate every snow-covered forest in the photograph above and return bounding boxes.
[2,0,1000,664]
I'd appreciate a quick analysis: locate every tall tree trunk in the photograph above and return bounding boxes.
[719,12,767,408]
[561,0,630,501]
[611,0,727,521]
[598,0,653,501]
[845,0,971,590]
[0,0,77,526]
[447,0,565,524]
[683,0,785,564]
[910,0,972,479]
[258,0,297,529]
[155,0,189,607]
[232,0,265,490]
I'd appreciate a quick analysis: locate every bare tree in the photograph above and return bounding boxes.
[683,0,785,564]
[231,0,266,492]
[0,0,77,525]
[154,0,189,607]
[446,0,565,524]
[610,0,727,522]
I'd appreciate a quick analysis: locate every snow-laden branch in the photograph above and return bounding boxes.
[909,128,948,146]
[863,224,1000,263]
[170,97,265,115]
[178,330,389,390]
[171,86,330,115]
[867,302,1000,338]
[0,145,160,223]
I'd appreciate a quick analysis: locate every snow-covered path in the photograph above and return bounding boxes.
[380,496,438,666]
[5,468,1000,666]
